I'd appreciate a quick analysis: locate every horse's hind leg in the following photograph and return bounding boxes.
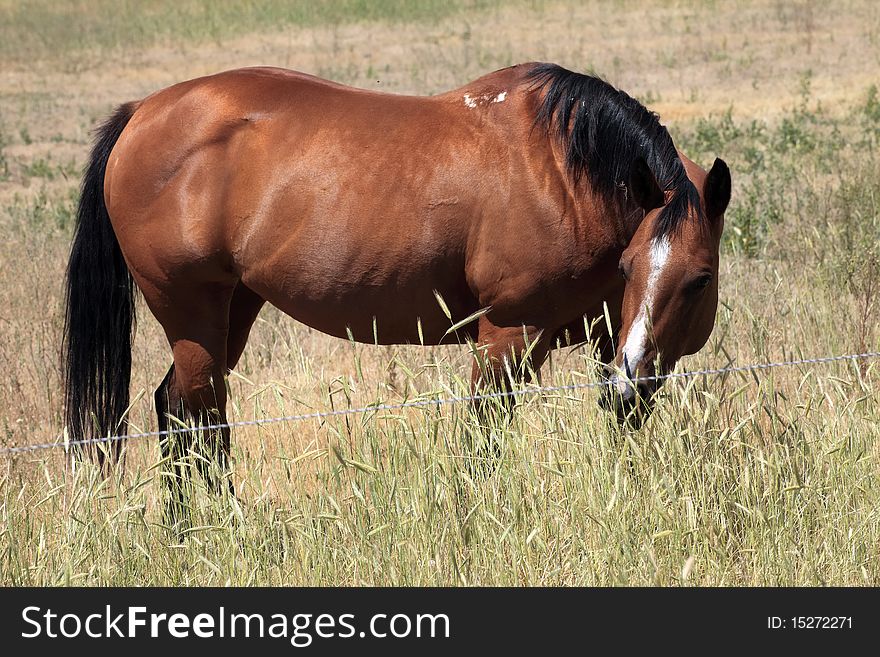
[155,364,191,527]
[151,283,235,527]
[196,282,264,492]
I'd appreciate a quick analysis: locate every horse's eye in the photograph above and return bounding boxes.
[690,274,712,291]
[618,263,629,281]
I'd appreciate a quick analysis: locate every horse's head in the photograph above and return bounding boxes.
[599,155,731,425]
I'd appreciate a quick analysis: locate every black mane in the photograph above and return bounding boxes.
[527,63,703,236]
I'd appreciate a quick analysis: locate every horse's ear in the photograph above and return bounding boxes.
[629,157,665,212]
[704,158,731,220]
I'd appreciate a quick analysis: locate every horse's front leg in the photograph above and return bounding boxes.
[466,317,550,461]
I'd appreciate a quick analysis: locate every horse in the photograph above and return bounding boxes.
[63,62,730,522]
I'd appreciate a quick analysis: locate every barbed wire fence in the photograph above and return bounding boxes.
[2,350,878,458]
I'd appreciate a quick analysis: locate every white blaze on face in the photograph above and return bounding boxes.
[463,94,477,108]
[618,235,671,390]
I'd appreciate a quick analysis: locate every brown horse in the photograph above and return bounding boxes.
[63,63,730,519]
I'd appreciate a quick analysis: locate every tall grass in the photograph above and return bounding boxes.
[3,344,878,586]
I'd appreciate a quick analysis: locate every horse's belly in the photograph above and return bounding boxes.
[241,243,478,345]
[251,280,478,345]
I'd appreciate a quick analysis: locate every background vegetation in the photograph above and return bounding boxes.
[1,0,878,585]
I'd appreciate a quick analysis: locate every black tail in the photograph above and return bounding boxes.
[63,102,139,464]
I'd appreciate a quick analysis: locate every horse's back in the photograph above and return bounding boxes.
[106,64,527,238]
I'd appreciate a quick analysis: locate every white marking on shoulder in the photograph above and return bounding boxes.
[621,236,671,372]
[464,90,507,108]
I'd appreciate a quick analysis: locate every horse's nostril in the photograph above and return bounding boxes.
[597,374,658,427]
[636,381,659,401]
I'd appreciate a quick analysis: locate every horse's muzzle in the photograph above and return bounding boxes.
[597,365,657,427]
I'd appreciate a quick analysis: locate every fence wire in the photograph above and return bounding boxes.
[2,350,878,456]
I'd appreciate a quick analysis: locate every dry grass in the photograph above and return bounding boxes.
[1,0,879,585]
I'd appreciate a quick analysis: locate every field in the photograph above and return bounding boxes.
[1,0,879,585]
